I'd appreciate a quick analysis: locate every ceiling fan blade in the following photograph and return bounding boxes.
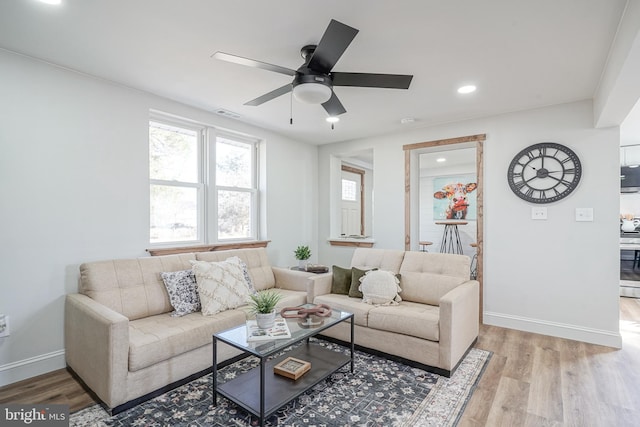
[332,72,413,89]
[244,84,292,106]
[322,91,347,116]
[307,19,359,73]
[213,51,296,77]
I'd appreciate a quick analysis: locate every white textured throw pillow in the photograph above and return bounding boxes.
[225,256,257,295]
[359,270,402,305]
[190,260,251,315]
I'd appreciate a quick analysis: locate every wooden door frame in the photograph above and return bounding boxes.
[403,134,485,322]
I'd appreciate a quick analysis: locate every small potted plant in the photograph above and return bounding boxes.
[248,290,283,329]
[294,245,311,269]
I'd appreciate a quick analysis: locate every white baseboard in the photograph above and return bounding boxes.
[484,311,622,348]
[0,350,66,387]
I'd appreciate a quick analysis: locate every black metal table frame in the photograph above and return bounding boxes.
[439,223,465,254]
[212,312,354,427]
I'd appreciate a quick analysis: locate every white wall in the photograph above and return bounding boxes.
[318,100,621,348]
[0,50,318,386]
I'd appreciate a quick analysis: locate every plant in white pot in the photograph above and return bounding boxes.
[248,290,283,329]
[294,245,311,269]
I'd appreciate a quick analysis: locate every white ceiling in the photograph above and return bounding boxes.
[0,0,629,145]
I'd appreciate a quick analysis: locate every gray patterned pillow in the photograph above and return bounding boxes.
[160,269,201,316]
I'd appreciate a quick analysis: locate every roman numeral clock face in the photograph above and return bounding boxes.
[507,142,582,203]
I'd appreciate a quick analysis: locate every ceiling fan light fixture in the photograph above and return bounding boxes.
[293,82,332,104]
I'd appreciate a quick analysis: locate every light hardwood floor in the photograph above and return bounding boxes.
[2,298,639,426]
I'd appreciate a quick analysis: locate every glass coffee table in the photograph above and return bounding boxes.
[212,305,354,427]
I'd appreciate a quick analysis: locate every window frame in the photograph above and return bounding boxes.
[149,113,259,247]
[211,131,259,242]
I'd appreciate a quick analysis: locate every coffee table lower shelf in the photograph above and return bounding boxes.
[216,343,350,420]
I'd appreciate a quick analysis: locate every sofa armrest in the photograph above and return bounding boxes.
[307,272,333,303]
[438,280,479,371]
[65,293,130,408]
[272,267,317,303]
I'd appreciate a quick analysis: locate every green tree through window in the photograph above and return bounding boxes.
[149,117,257,244]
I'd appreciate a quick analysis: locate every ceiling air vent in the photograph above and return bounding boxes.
[215,109,241,120]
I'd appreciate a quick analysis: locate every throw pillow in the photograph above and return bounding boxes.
[190,260,252,316]
[348,267,376,298]
[331,265,352,295]
[359,270,402,306]
[225,256,257,295]
[160,269,201,317]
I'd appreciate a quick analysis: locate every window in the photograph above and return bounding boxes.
[342,179,357,201]
[149,116,258,245]
[215,137,257,240]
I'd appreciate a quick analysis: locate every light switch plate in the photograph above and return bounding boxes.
[576,208,594,222]
[531,207,547,220]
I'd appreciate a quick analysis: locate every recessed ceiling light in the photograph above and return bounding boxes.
[400,117,415,124]
[326,116,340,123]
[39,0,62,4]
[436,157,446,163]
[630,164,640,168]
[457,85,477,94]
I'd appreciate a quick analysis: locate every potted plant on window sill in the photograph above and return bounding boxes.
[248,290,283,329]
[294,245,311,270]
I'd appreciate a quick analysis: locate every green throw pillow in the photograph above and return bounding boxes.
[349,267,377,298]
[331,265,352,295]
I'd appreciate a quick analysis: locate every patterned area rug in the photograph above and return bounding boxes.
[70,339,490,427]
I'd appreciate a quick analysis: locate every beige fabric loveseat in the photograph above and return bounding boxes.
[308,248,479,376]
[64,248,310,414]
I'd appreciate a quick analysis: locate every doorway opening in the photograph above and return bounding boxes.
[403,134,485,321]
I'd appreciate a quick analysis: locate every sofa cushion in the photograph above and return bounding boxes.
[160,269,201,317]
[313,294,374,327]
[399,252,470,306]
[348,267,375,298]
[191,260,252,315]
[80,253,196,320]
[128,309,246,372]
[331,265,352,295]
[350,248,405,274]
[359,270,402,305]
[368,301,440,342]
[196,248,275,291]
[271,288,308,310]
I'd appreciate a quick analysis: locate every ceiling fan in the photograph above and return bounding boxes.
[212,19,413,117]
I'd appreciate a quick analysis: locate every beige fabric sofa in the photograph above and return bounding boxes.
[64,248,310,414]
[309,248,479,376]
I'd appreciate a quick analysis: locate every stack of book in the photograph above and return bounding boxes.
[304,264,329,273]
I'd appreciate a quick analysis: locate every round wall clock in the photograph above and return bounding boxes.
[507,142,582,204]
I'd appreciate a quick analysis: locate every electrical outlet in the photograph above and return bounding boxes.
[0,315,10,338]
